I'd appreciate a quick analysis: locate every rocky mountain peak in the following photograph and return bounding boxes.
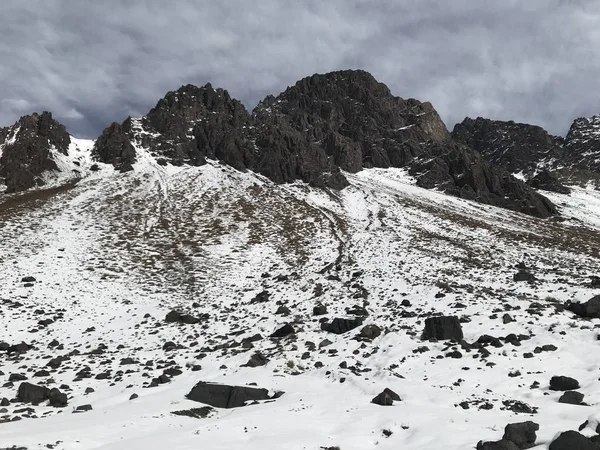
[452,117,562,176]
[145,83,250,136]
[565,114,600,144]
[88,70,557,217]
[0,111,71,192]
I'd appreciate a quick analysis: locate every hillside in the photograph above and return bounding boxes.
[1,71,600,449]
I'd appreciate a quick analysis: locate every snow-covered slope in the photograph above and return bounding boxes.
[1,156,600,449]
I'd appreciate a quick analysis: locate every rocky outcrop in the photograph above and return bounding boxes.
[0,112,71,192]
[452,117,562,176]
[92,120,136,172]
[564,115,600,172]
[410,141,557,218]
[254,69,450,172]
[453,115,600,189]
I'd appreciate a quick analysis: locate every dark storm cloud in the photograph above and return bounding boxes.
[1,0,600,137]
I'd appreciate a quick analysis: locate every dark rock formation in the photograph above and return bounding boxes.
[549,430,599,450]
[454,114,600,189]
[503,421,539,449]
[92,120,136,172]
[17,382,49,405]
[514,270,535,282]
[0,112,71,192]
[186,381,280,408]
[270,323,295,338]
[567,295,600,319]
[410,140,556,218]
[550,376,580,391]
[563,115,600,178]
[558,391,585,405]
[527,170,570,194]
[452,117,562,177]
[477,440,520,450]
[372,388,401,406]
[90,70,556,217]
[422,316,463,341]
[321,317,364,334]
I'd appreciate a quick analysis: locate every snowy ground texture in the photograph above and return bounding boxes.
[2,141,600,449]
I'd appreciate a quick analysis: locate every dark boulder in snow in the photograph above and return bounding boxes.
[165,310,199,324]
[372,388,401,406]
[313,304,328,316]
[558,391,585,405]
[186,381,281,408]
[17,382,49,405]
[321,317,364,334]
[503,421,539,449]
[48,388,68,407]
[358,324,382,340]
[270,323,295,338]
[513,270,535,282]
[476,440,519,450]
[422,316,463,341]
[567,295,600,319]
[549,431,599,450]
[550,376,580,391]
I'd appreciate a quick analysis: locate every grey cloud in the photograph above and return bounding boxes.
[1,0,600,137]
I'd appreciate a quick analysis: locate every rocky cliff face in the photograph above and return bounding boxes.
[0,112,71,192]
[254,70,450,172]
[452,117,562,176]
[453,115,600,190]
[563,115,600,176]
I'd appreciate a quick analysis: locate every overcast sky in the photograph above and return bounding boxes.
[1,0,600,138]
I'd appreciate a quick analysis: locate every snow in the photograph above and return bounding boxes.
[1,157,600,449]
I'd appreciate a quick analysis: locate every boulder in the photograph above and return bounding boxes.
[270,323,295,338]
[567,295,600,319]
[503,421,539,449]
[549,430,599,450]
[476,440,520,450]
[372,388,401,406]
[514,270,535,282]
[550,376,580,391]
[47,388,68,407]
[186,381,280,408]
[558,391,585,405]
[422,316,463,341]
[321,317,364,334]
[17,382,49,405]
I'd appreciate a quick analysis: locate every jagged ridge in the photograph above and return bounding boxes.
[92,70,556,217]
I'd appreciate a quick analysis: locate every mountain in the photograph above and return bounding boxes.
[453,114,600,192]
[89,70,556,218]
[1,70,600,450]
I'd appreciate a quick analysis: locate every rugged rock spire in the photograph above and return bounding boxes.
[0,112,71,192]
